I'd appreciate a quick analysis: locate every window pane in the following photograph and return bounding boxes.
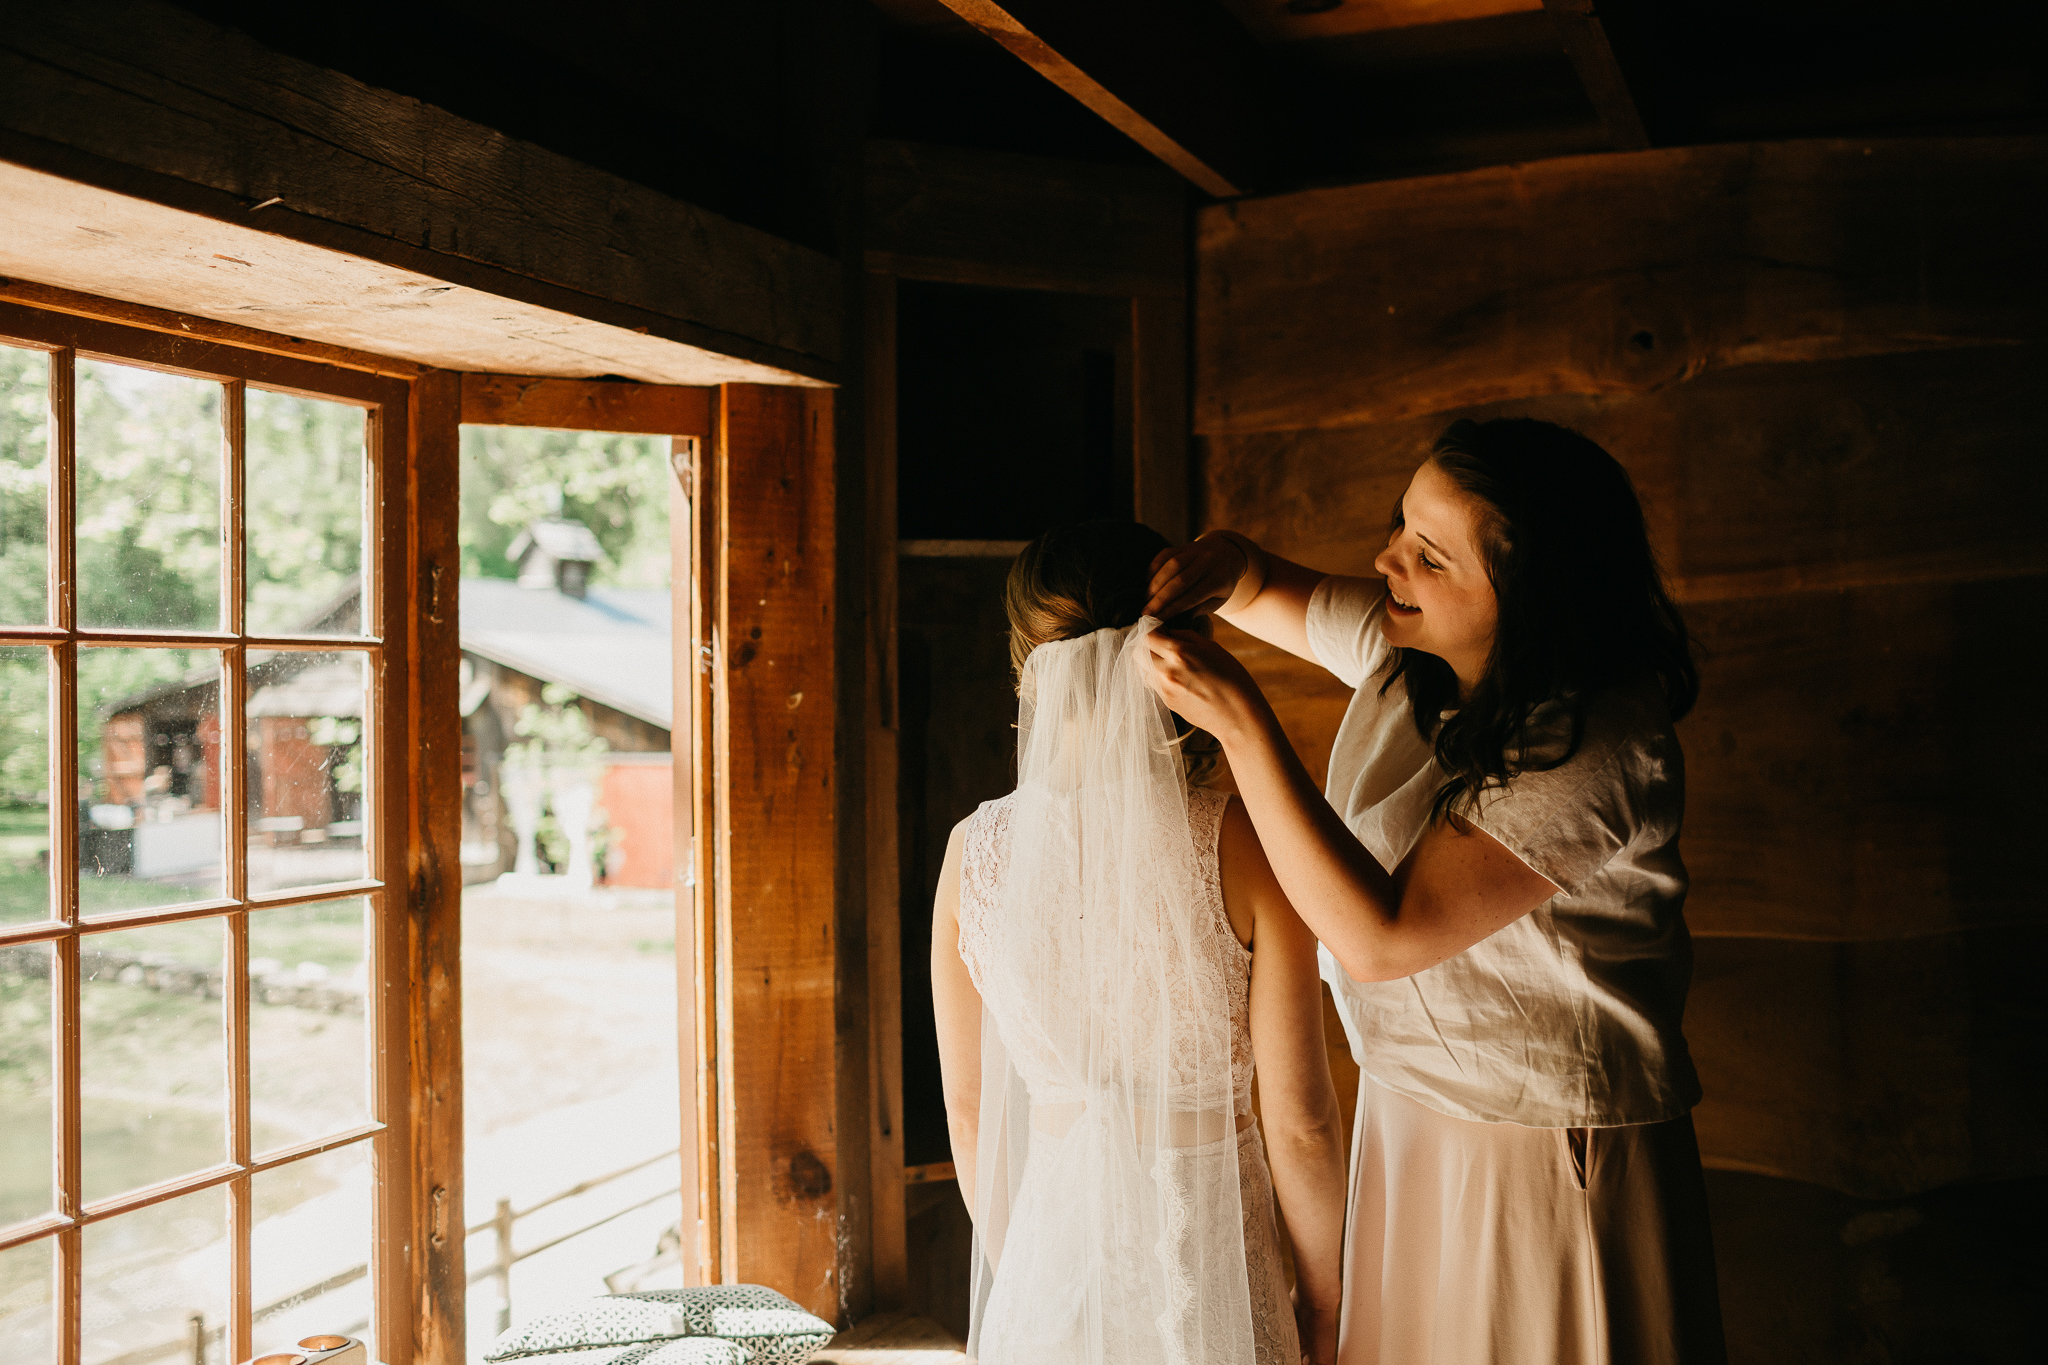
[250,898,371,1147]
[79,648,223,917]
[80,919,228,1204]
[247,651,368,895]
[0,941,54,1226]
[0,646,50,926]
[0,1236,55,1365]
[0,343,49,628]
[76,359,223,632]
[246,390,367,637]
[82,1182,229,1365]
[251,1141,375,1359]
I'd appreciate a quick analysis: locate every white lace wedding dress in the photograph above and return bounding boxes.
[958,782,1300,1365]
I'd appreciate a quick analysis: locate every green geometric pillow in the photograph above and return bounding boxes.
[484,1286,835,1365]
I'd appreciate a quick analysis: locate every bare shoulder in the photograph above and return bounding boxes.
[1218,796,1275,888]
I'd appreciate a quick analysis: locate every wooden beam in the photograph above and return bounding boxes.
[1196,136,2048,435]
[1541,0,1652,150]
[0,278,423,380]
[0,2,842,382]
[865,141,1186,298]
[929,1,1269,198]
[393,367,466,1363]
[716,385,842,1318]
[459,375,715,436]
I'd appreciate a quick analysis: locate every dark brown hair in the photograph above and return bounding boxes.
[1382,418,1699,821]
[1005,520,1219,780]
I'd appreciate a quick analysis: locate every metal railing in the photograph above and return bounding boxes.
[91,1148,682,1363]
[467,1147,684,1333]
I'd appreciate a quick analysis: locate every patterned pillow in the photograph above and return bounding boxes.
[505,1345,750,1365]
[484,1286,835,1365]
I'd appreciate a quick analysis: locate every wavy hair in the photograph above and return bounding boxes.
[1005,520,1221,783]
[1381,418,1699,821]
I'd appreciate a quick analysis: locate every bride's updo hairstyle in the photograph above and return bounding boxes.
[1383,417,1699,821]
[1006,519,1220,779]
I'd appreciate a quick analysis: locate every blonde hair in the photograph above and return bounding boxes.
[1004,521,1222,784]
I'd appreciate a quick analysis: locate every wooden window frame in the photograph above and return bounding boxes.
[0,297,411,1365]
[0,283,849,1360]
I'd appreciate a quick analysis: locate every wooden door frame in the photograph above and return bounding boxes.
[859,155,1192,1307]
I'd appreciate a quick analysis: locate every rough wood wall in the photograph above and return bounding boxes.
[1195,137,2047,1209]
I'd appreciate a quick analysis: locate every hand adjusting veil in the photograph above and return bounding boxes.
[969,619,1253,1365]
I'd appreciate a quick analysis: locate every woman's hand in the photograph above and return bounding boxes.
[1142,629,1269,745]
[1146,535,1249,620]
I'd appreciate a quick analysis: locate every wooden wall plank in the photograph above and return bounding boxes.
[395,368,465,1362]
[1200,344,2048,603]
[866,140,1186,298]
[717,384,842,1319]
[1687,928,2047,1199]
[1195,137,2047,435]
[0,1,842,380]
[460,375,715,436]
[1199,350,2048,942]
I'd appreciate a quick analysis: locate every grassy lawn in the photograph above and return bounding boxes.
[0,805,47,867]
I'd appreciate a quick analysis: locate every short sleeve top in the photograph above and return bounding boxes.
[1306,575,1702,1129]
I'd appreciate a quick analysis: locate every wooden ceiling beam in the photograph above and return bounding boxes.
[931,0,1270,198]
[1541,0,1652,150]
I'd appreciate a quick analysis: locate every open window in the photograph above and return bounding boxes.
[0,302,408,1365]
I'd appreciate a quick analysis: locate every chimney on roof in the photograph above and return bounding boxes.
[507,517,604,599]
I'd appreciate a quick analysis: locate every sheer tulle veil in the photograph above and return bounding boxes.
[967,618,1254,1365]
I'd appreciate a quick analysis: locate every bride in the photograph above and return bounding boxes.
[930,521,1348,1365]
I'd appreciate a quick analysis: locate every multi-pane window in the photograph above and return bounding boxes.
[0,310,397,1364]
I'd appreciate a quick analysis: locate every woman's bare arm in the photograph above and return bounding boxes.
[1223,800,1346,1363]
[1148,633,1560,982]
[1145,533,1332,665]
[930,820,984,1212]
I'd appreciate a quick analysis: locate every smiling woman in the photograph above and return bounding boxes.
[1141,417,1722,1364]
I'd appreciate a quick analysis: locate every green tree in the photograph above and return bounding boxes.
[459,426,670,587]
[0,344,49,627]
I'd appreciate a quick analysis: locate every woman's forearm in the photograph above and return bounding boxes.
[1266,1120,1348,1317]
[1221,705,1406,980]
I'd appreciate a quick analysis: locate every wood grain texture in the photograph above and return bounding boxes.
[929,0,1267,197]
[866,140,1186,298]
[1201,346,2048,608]
[1200,352,2048,942]
[460,375,715,436]
[396,368,465,1363]
[0,277,424,379]
[718,385,842,1318]
[0,1,842,380]
[1688,928,2047,1199]
[1196,137,2047,434]
[1680,576,2046,942]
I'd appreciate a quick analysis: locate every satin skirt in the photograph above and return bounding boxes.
[1338,1074,1726,1365]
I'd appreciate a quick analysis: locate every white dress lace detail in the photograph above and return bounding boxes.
[960,785,1299,1365]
